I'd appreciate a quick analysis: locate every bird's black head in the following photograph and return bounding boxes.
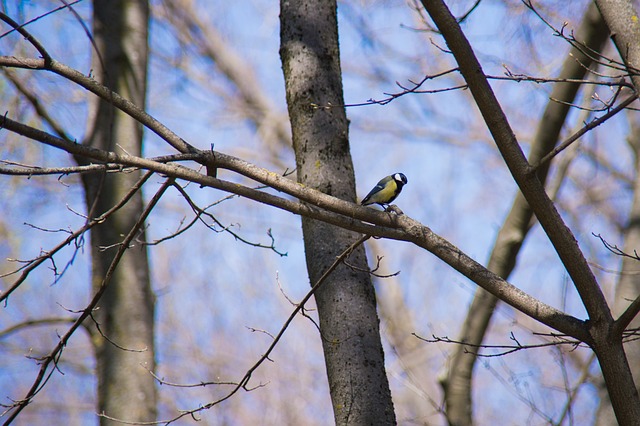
[393,173,408,187]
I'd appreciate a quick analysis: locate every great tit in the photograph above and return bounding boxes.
[360,173,408,208]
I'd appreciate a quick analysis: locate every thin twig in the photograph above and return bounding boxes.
[414,331,583,357]
[0,172,154,304]
[0,12,51,64]
[2,177,172,422]
[136,234,372,425]
[531,94,638,172]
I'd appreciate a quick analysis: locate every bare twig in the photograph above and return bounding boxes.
[1,177,172,422]
[146,367,240,389]
[310,68,463,109]
[0,1,84,44]
[491,70,631,88]
[170,182,287,256]
[110,234,372,425]
[414,331,582,357]
[344,255,400,278]
[87,313,149,353]
[0,12,51,64]
[0,171,154,303]
[593,232,640,261]
[0,318,76,339]
[531,94,638,172]
[521,0,633,75]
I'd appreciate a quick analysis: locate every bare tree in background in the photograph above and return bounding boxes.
[76,0,156,424]
[80,1,156,423]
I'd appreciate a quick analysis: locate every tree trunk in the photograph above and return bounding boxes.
[279,1,396,424]
[592,1,640,424]
[595,0,640,92]
[595,114,640,425]
[442,4,609,425]
[81,1,157,423]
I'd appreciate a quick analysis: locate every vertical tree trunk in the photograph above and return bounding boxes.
[279,1,396,424]
[595,115,640,425]
[442,4,609,425]
[80,1,157,423]
[595,0,640,92]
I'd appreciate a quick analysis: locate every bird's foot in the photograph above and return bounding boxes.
[384,204,404,215]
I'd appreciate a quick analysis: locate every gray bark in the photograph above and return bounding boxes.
[81,1,157,423]
[596,0,640,92]
[279,0,396,424]
[442,4,609,425]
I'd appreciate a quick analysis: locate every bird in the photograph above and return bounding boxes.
[360,173,408,208]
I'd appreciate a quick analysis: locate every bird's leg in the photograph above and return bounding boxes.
[386,205,404,215]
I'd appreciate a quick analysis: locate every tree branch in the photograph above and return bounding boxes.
[614,294,640,337]
[0,114,401,234]
[0,113,591,342]
[0,171,154,303]
[532,94,638,172]
[1,177,172,422]
[420,0,610,324]
[0,56,197,155]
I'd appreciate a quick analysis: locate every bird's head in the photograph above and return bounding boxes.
[393,173,408,186]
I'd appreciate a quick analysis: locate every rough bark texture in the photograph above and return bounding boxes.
[279,1,396,424]
[442,4,609,425]
[81,1,157,423]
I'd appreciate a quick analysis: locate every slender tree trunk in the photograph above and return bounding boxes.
[279,1,396,424]
[442,4,609,425]
[80,1,157,423]
[595,115,640,425]
[591,1,640,425]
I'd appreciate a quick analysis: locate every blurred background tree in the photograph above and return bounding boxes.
[79,0,156,424]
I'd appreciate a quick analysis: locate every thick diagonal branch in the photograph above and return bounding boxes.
[442,3,609,425]
[420,0,609,326]
[421,1,640,424]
